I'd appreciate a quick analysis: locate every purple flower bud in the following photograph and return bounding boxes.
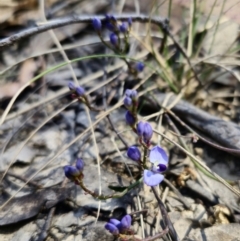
[105,14,117,31]
[128,18,132,26]
[109,219,121,227]
[125,111,135,125]
[76,158,84,171]
[127,146,141,161]
[137,121,153,143]
[110,15,117,22]
[125,89,133,97]
[64,165,79,180]
[119,22,128,33]
[120,215,131,229]
[110,33,118,46]
[105,22,115,31]
[131,90,138,99]
[124,96,132,107]
[76,86,85,96]
[135,62,144,72]
[68,81,75,91]
[105,14,111,21]
[105,223,119,235]
[92,17,102,31]
[125,89,137,99]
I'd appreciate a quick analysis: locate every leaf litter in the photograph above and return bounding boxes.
[1,1,240,241]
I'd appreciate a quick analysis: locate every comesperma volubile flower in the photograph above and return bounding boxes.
[104,14,117,31]
[124,89,138,107]
[76,86,85,97]
[137,121,153,144]
[105,223,119,235]
[127,146,141,162]
[64,158,84,182]
[76,158,84,171]
[123,96,132,108]
[128,18,132,26]
[92,17,102,31]
[125,89,137,100]
[64,166,80,180]
[105,214,132,235]
[143,145,168,186]
[68,81,75,91]
[110,32,118,46]
[125,110,135,125]
[135,62,145,72]
[119,22,128,33]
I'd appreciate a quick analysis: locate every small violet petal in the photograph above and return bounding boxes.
[76,158,84,171]
[130,90,138,99]
[68,81,75,90]
[143,170,164,186]
[119,22,128,33]
[92,17,102,31]
[121,214,132,229]
[124,96,132,107]
[149,145,168,166]
[63,166,79,179]
[109,219,121,227]
[128,18,132,26]
[125,89,133,97]
[105,223,119,235]
[76,86,85,96]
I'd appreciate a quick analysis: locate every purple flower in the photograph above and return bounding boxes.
[76,158,84,171]
[127,146,141,161]
[120,215,131,229]
[124,96,132,108]
[125,111,135,125]
[130,90,137,99]
[92,17,102,31]
[64,158,85,181]
[125,89,137,98]
[105,214,132,235]
[64,166,80,180]
[119,22,128,33]
[110,32,118,46]
[105,223,119,235]
[135,62,144,72]
[68,81,75,91]
[76,86,85,96]
[143,146,168,186]
[125,89,132,97]
[128,18,132,26]
[105,14,117,22]
[136,121,153,143]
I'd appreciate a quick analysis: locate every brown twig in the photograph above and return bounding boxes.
[0,14,168,49]
[151,186,180,241]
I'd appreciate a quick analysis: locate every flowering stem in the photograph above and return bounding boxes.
[76,177,143,200]
[142,146,148,168]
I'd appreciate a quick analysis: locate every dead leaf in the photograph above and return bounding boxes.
[0,58,42,99]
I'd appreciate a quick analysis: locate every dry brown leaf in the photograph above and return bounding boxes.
[0,82,21,99]
[18,59,39,85]
[0,0,37,24]
[0,58,42,99]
